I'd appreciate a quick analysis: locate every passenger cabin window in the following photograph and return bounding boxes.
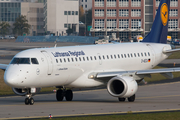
[118,54,120,58]
[79,57,81,61]
[90,56,93,60]
[64,58,66,62]
[60,59,62,63]
[144,52,147,56]
[10,58,30,64]
[71,58,74,62]
[134,53,136,57]
[114,55,116,59]
[68,58,70,62]
[121,54,123,58]
[99,56,101,60]
[107,55,109,59]
[124,54,126,58]
[94,56,96,60]
[128,54,130,58]
[31,58,39,64]
[148,52,150,56]
[75,57,78,61]
[103,56,105,59]
[83,57,85,61]
[141,53,143,57]
[131,54,133,57]
[87,57,89,61]
[138,53,140,57]
[111,55,113,59]
[56,59,58,63]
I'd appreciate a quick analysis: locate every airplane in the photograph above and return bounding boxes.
[0,0,180,105]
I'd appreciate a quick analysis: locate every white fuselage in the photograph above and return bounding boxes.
[4,42,171,89]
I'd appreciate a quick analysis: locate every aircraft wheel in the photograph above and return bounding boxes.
[56,90,64,101]
[128,94,135,102]
[65,90,73,101]
[118,97,126,102]
[29,98,34,105]
[25,98,29,105]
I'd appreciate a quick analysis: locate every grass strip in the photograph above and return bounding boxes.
[34,111,180,120]
[167,51,180,59]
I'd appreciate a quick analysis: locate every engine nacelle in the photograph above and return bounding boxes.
[107,76,138,98]
[12,88,41,96]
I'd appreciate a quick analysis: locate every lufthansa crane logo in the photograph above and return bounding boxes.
[161,3,168,26]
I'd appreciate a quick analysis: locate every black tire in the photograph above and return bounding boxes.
[118,97,126,102]
[56,90,64,101]
[65,90,73,101]
[25,98,29,105]
[29,98,34,105]
[128,94,135,102]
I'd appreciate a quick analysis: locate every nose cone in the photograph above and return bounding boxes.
[4,71,17,87]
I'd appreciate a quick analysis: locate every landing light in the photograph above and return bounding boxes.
[90,75,94,79]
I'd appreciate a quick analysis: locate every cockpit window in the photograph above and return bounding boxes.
[10,58,30,64]
[31,58,39,64]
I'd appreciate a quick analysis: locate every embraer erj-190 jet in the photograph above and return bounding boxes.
[0,0,180,105]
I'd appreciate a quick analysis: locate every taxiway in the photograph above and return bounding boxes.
[0,82,180,119]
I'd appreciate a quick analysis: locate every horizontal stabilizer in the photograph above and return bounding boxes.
[163,48,180,53]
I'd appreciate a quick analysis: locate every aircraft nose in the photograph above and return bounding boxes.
[4,71,17,87]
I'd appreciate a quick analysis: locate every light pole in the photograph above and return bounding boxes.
[27,11,30,36]
[105,0,107,36]
[32,25,33,36]
[85,11,88,36]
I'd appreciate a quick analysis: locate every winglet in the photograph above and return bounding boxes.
[142,0,170,44]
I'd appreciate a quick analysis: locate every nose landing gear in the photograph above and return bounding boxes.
[25,97,34,105]
[25,90,34,105]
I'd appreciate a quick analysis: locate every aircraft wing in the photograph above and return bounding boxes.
[0,64,8,71]
[136,68,180,74]
[91,67,180,79]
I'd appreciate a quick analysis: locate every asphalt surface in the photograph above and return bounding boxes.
[0,82,180,119]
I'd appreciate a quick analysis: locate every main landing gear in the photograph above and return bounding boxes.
[56,88,73,101]
[25,94,34,105]
[118,94,135,102]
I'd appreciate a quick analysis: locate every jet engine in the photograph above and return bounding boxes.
[12,88,41,96]
[107,76,138,98]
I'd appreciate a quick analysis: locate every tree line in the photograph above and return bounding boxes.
[0,15,30,37]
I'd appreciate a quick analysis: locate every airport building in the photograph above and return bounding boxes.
[91,0,180,39]
[0,0,45,36]
[79,0,92,12]
[44,0,79,36]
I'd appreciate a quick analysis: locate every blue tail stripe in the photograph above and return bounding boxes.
[142,0,170,44]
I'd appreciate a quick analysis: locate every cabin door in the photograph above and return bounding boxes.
[41,51,53,75]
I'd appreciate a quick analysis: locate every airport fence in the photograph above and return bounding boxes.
[15,36,99,44]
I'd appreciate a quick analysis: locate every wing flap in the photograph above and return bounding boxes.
[0,64,8,71]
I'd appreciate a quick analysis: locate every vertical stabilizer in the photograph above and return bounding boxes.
[142,0,170,44]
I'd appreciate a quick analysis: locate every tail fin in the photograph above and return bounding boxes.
[142,0,170,44]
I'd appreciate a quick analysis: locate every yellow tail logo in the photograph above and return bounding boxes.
[161,3,168,26]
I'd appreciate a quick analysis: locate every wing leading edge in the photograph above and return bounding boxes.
[90,67,180,80]
[0,64,8,71]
